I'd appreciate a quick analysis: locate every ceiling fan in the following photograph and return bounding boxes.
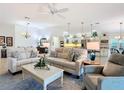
[39,3,69,19]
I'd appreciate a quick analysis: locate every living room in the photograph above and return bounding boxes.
[0,1,124,92]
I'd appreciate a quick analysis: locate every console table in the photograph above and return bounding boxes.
[82,60,100,75]
[81,60,100,89]
[1,49,7,58]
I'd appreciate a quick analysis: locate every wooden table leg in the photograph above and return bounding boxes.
[61,72,63,87]
[22,70,25,80]
[43,83,47,90]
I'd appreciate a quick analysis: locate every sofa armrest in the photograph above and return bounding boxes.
[84,65,104,74]
[75,59,84,75]
[7,57,18,73]
[98,77,124,90]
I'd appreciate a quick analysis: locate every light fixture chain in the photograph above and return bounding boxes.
[120,22,123,40]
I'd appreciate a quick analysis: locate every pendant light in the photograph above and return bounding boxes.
[22,17,31,39]
[118,22,123,49]
[119,22,123,40]
[81,22,85,39]
[90,22,99,39]
[90,24,93,40]
[67,22,71,38]
[67,22,71,34]
[25,22,31,39]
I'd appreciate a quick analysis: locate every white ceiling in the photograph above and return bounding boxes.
[0,3,124,34]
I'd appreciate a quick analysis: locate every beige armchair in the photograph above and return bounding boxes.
[83,53,124,90]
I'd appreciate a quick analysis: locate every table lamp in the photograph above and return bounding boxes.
[87,41,100,61]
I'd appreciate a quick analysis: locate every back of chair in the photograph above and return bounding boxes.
[102,53,124,76]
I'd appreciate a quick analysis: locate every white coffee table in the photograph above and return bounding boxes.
[22,63,64,90]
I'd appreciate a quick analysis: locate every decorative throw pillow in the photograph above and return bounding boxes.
[50,51,57,57]
[30,50,37,58]
[26,52,31,58]
[68,50,75,61]
[17,52,27,60]
[25,50,32,58]
[55,48,63,53]
[72,52,81,62]
[11,51,19,58]
[57,53,68,59]
[63,48,70,54]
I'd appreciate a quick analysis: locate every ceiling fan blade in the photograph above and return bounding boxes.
[47,4,53,14]
[48,3,59,15]
[57,14,66,19]
[48,4,57,13]
[56,8,69,13]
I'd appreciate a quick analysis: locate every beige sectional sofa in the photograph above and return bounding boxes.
[7,47,40,74]
[46,48,87,77]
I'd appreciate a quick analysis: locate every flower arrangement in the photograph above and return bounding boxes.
[92,32,98,38]
[34,55,50,70]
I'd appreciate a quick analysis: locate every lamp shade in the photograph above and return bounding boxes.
[87,41,100,51]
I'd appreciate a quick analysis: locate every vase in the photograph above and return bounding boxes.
[90,52,96,61]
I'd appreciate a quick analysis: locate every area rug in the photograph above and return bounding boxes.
[0,72,83,90]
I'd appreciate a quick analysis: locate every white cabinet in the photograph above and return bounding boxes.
[100,40,109,57]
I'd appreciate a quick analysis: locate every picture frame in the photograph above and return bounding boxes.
[0,36,5,46]
[6,37,13,46]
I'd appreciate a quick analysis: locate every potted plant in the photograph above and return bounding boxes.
[92,32,98,38]
[34,55,50,70]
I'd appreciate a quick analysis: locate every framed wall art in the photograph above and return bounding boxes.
[0,36,5,46]
[6,37,13,46]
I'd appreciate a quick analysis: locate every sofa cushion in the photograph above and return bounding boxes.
[12,51,27,60]
[73,48,84,55]
[47,57,76,70]
[57,53,68,59]
[25,47,37,52]
[17,59,32,66]
[55,48,63,53]
[85,74,104,89]
[63,48,71,54]
[102,53,124,76]
[30,50,37,58]
[17,52,27,60]
[102,61,124,76]
[11,51,19,58]
[30,57,40,62]
[50,51,57,57]
[108,53,124,66]
[26,52,31,58]
[25,49,32,59]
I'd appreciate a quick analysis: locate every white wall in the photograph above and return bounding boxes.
[15,24,42,47]
[15,25,63,47]
[0,23,15,48]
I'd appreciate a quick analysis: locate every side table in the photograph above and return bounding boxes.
[1,49,7,58]
[81,60,100,89]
